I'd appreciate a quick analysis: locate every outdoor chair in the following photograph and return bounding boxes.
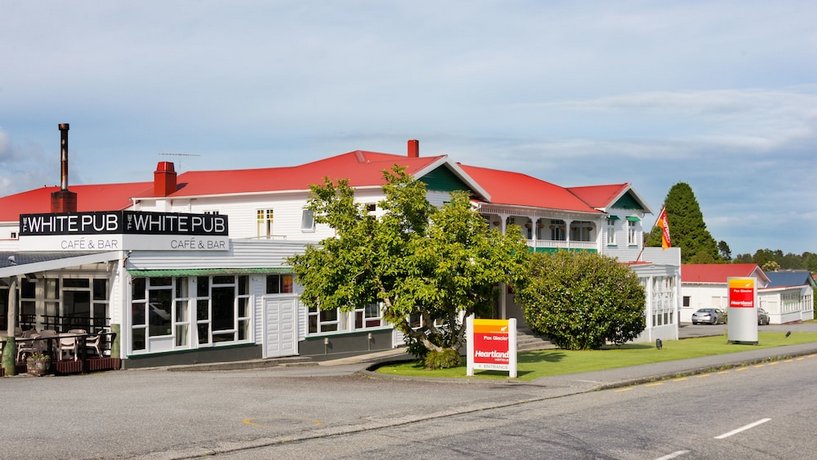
[15,329,41,362]
[58,334,78,361]
[85,333,103,357]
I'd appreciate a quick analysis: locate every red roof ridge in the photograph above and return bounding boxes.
[457,163,564,188]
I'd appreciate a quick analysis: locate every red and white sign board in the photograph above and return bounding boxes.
[727,276,758,343]
[467,317,517,378]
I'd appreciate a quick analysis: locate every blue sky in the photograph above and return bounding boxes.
[1,1,815,256]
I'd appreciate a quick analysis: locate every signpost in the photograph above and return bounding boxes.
[466,317,517,378]
[727,276,758,344]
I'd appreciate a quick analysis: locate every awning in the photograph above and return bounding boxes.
[127,267,292,278]
[0,251,121,278]
[626,216,641,222]
[606,215,620,221]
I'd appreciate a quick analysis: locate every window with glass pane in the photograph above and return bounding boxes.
[148,288,172,337]
[301,209,315,231]
[257,209,273,238]
[308,306,339,333]
[133,278,146,300]
[266,274,294,294]
[355,303,382,329]
[132,328,146,351]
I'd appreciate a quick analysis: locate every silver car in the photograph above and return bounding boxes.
[691,308,725,325]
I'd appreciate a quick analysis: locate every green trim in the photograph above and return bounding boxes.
[128,267,292,277]
[607,215,620,221]
[419,166,472,193]
[530,247,598,254]
[126,342,256,360]
[625,216,641,222]
[612,191,644,210]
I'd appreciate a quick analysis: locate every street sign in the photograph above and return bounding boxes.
[727,277,758,344]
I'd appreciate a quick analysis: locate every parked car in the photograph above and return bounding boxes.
[691,308,725,325]
[757,308,770,325]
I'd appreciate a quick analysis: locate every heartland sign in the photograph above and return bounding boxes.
[466,317,517,378]
[18,211,229,251]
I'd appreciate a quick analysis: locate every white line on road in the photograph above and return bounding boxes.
[655,450,690,460]
[714,418,771,439]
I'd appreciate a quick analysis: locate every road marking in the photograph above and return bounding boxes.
[795,357,805,361]
[615,388,633,392]
[784,359,793,363]
[716,370,730,375]
[644,382,664,387]
[671,377,688,382]
[714,418,771,439]
[752,364,765,369]
[768,362,779,366]
[695,374,710,378]
[655,450,690,460]
[242,418,263,427]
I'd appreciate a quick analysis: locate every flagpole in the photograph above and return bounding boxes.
[638,206,666,261]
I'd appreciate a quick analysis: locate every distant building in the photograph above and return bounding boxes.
[680,265,814,324]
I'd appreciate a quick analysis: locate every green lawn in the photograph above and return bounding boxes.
[375,331,817,381]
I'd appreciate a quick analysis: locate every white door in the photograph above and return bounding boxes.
[263,296,298,358]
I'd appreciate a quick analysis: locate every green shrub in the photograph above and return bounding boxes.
[424,348,462,369]
[515,251,646,350]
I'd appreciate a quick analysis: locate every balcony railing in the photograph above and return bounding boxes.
[529,239,597,251]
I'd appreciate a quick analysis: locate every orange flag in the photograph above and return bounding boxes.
[656,207,671,249]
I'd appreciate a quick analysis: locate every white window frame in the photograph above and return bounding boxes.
[257,209,273,239]
[606,218,616,246]
[301,209,315,232]
[353,302,384,329]
[627,220,638,246]
[308,307,340,334]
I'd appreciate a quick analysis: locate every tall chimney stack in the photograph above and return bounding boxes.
[407,139,419,158]
[51,123,77,213]
[154,161,178,196]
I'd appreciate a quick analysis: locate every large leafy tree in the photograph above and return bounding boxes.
[290,166,528,359]
[646,182,721,263]
[515,251,645,350]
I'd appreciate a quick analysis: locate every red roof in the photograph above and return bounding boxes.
[567,184,629,209]
[147,151,442,198]
[681,264,765,283]
[0,182,151,222]
[458,164,600,214]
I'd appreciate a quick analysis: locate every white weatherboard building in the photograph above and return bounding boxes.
[680,265,814,325]
[1,132,680,368]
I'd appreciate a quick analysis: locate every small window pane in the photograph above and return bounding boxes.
[238,297,249,318]
[132,328,146,351]
[132,303,145,325]
[175,325,189,347]
[63,278,90,288]
[133,278,146,300]
[301,209,315,231]
[176,277,189,298]
[176,300,189,322]
[197,299,209,320]
[213,275,233,285]
[150,277,172,287]
[308,316,318,334]
[93,279,107,300]
[197,324,210,345]
[238,319,250,341]
[282,275,293,293]
[197,277,209,297]
[238,276,248,296]
[266,275,281,294]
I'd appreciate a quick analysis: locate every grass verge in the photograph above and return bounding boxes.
[375,331,817,381]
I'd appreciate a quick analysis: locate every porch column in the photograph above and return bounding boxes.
[499,283,507,319]
[499,215,508,234]
[3,277,19,376]
[645,275,653,341]
[565,219,573,248]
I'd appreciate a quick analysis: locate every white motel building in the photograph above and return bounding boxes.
[0,128,680,368]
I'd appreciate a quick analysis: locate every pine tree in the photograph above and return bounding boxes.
[646,182,721,263]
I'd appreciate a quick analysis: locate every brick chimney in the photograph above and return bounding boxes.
[407,139,419,158]
[50,123,78,213]
[154,161,177,196]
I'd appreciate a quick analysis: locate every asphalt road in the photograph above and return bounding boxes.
[219,354,817,459]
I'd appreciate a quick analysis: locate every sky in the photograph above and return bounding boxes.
[1,1,815,256]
